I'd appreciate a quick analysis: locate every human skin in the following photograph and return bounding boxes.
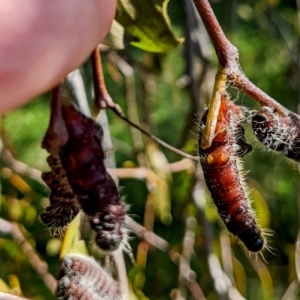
[0,0,116,114]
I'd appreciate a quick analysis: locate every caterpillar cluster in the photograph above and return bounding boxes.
[57,254,123,300]
[41,87,127,252]
[252,106,300,162]
[199,94,265,252]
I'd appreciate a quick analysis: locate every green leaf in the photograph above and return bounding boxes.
[103,20,125,50]
[116,0,183,53]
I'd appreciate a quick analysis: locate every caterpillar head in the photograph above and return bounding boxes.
[238,228,264,252]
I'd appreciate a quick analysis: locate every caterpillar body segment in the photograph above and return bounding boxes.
[252,106,300,162]
[60,104,127,252]
[40,87,80,235]
[199,94,264,252]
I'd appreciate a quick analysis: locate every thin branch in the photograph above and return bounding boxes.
[176,217,206,300]
[91,48,199,162]
[281,279,299,300]
[1,149,45,186]
[126,217,169,251]
[245,253,274,300]
[113,249,129,300]
[66,69,91,117]
[0,218,57,294]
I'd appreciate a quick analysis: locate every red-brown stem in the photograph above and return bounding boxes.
[92,45,114,109]
[192,0,294,113]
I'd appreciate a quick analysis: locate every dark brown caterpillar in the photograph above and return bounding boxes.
[199,94,264,252]
[59,104,127,252]
[252,106,300,162]
[40,87,80,236]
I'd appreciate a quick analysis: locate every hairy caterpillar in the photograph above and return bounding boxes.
[40,87,80,236]
[252,106,300,162]
[199,94,264,252]
[59,104,127,252]
[57,254,123,300]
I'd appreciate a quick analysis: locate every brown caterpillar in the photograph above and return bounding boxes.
[40,87,80,236]
[59,104,127,252]
[252,106,300,162]
[41,87,127,252]
[199,94,264,252]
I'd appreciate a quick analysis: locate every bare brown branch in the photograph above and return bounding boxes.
[0,218,57,294]
[126,217,169,251]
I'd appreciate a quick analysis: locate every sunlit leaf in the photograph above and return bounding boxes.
[0,279,10,293]
[116,0,183,53]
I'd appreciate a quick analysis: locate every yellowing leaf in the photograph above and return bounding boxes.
[116,0,183,53]
[103,20,125,50]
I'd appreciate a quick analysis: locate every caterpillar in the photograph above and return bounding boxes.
[199,94,264,252]
[59,103,127,252]
[252,106,300,162]
[40,87,80,236]
[57,254,123,300]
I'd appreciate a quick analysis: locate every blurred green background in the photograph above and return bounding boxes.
[1,0,300,299]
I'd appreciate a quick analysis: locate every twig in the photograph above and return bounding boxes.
[246,253,274,300]
[109,160,193,181]
[1,149,45,186]
[220,232,235,286]
[0,218,57,294]
[66,69,91,117]
[113,249,129,300]
[126,217,169,251]
[281,279,299,300]
[92,48,199,162]
[176,217,206,300]
[0,293,29,300]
